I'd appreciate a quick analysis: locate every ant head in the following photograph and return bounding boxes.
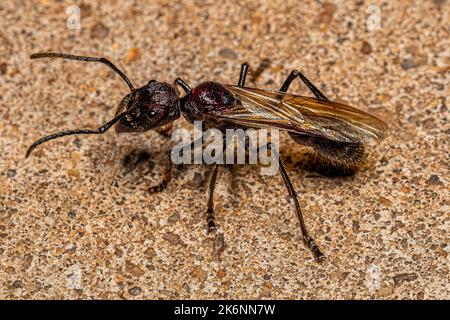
[115,80,180,134]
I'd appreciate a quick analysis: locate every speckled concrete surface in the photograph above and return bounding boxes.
[0,0,448,299]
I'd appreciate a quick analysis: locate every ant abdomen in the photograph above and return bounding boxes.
[289,132,365,173]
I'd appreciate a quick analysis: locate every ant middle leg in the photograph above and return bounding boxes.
[277,153,325,262]
[238,63,249,86]
[204,135,228,233]
[237,59,271,86]
[149,131,211,193]
[280,70,329,100]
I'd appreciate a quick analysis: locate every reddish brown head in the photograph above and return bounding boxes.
[115,81,181,133]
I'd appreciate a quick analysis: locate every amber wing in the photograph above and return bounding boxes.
[220,85,389,144]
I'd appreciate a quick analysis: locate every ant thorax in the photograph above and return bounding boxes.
[180,81,236,124]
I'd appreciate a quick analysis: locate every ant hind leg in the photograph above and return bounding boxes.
[250,142,325,262]
[279,70,329,100]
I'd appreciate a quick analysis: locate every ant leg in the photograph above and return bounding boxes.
[206,164,219,233]
[149,151,173,193]
[238,59,271,86]
[155,123,173,138]
[174,78,191,94]
[279,70,329,100]
[278,153,325,262]
[149,131,211,193]
[238,63,249,86]
[30,52,134,91]
[249,142,325,262]
[25,110,131,158]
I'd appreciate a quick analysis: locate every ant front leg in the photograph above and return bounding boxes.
[149,150,173,193]
[280,70,329,100]
[205,164,219,233]
[174,78,191,94]
[155,123,173,138]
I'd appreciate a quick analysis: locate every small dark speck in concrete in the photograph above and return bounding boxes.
[218,48,238,60]
[12,280,23,289]
[167,212,180,224]
[352,220,360,233]
[68,211,76,218]
[128,286,142,296]
[6,169,17,178]
[0,62,8,75]
[433,0,447,6]
[163,232,186,246]
[393,273,418,286]
[360,41,372,54]
[427,174,443,185]
[401,58,416,70]
[90,22,110,39]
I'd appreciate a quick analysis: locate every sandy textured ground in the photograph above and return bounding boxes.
[0,1,448,299]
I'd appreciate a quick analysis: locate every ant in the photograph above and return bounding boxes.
[26,52,389,262]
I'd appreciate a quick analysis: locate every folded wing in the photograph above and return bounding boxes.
[219,85,389,144]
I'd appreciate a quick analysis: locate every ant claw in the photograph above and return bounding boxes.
[207,221,217,234]
[303,235,325,262]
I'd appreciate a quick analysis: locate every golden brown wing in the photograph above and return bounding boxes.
[220,85,389,144]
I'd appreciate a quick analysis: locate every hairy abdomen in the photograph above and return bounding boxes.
[289,132,365,174]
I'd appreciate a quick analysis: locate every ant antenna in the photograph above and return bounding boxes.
[30,52,135,91]
[25,109,133,158]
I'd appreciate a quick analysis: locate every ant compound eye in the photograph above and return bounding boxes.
[149,111,156,117]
